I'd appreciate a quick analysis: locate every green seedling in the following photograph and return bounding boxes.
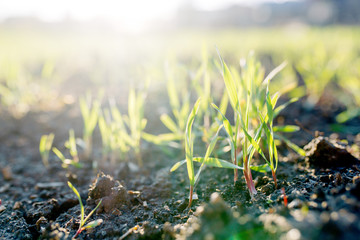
[214,51,262,197]
[98,88,147,166]
[214,51,304,196]
[191,47,230,146]
[79,93,101,160]
[98,102,131,164]
[67,181,102,239]
[52,147,82,169]
[39,133,55,168]
[98,108,124,164]
[259,83,280,188]
[142,61,190,150]
[171,99,243,209]
[65,129,79,163]
[52,130,83,169]
[123,88,147,166]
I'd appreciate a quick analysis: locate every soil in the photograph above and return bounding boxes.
[0,95,360,240]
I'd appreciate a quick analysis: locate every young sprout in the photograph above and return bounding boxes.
[67,181,102,239]
[124,88,147,166]
[98,104,131,164]
[171,99,243,209]
[183,98,200,209]
[52,147,82,169]
[52,130,82,169]
[39,133,54,168]
[215,51,260,197]
[79,94,101,160]
[65,129,79,163]
[215,50,305,195]
[98,89,147,166]
[142,61,190,150]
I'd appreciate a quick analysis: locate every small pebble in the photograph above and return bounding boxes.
[0,184,10,193]
[0,205,6,213]
[353,175,360,185]
[29,194,38,199]
[1,166,13,180]
[13,201,21,210]
[288,199,303,209]
[335,172,342,186]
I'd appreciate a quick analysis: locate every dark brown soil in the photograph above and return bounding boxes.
[1,96,360,240]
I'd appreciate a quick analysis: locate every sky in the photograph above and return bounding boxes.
[0,0,297,31]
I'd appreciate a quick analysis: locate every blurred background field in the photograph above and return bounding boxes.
[0,0,359,126]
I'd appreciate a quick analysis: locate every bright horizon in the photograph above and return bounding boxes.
[0,0,299,32]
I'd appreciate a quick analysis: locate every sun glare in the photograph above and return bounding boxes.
[0,0,184,32]
[0,0,293,33]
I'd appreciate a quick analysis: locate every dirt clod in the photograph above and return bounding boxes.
[304,137,359,168]
[88,172,129,213]
[88,173,116,200]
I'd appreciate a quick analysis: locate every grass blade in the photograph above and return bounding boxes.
[216,49,239,110]
[170,159,187,172]
[68,181,85,226]
[185,98,201,187]
[193,157,244,170]
[83,200,102,225]
[160,114,178,133]
[250,164,271,173]
[274,133,306,156]
[273,125,300,132]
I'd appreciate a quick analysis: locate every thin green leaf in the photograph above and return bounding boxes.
[274,133,306,156]
[250,164,271,173]
[248,123,266,164]
[82,219,103,230]
[263,61,287,86]
[240,123,267,162]
[273,138,279,171]
[160,114,178,133]
[195,125,223,184]
[185,98,201,187]
[142,132,182,145]
[68,181,85,226]
[83,200,102,226]
[52,147,65,162]
[170,159,187,172]
[204,125,223,161]
[271,92,280,109]
[336,108,360,123]
[273,125,300,132]
[166,66,180,116]
[39,135,47,154]
[193,157,243,169]
[219,90,229,117]
[211,103,233,140]
[216,49,239,110]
